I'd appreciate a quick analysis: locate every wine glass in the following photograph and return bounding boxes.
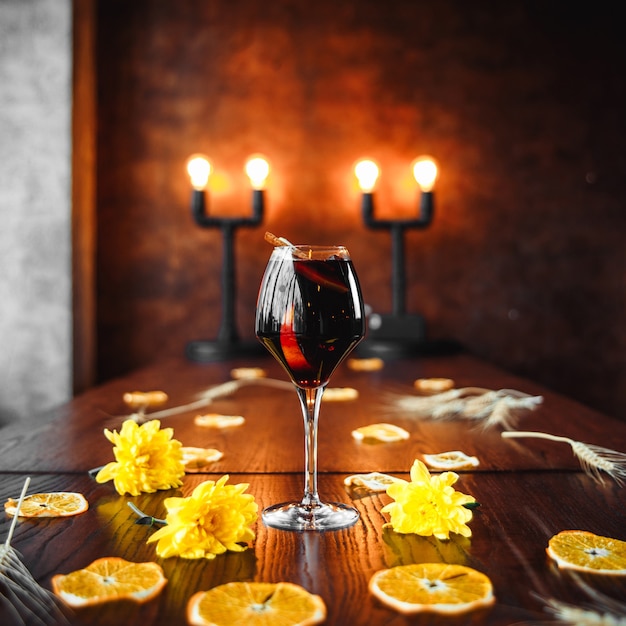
[255,243,365,530]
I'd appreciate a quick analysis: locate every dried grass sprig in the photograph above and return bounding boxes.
[502,430,626,486]
[389,387,543,429]
[0,478,70,625]
[117,377,292,424]
[528,576,626,625]
[542,595,626,625]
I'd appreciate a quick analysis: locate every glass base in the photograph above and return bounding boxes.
[262,501,359,531]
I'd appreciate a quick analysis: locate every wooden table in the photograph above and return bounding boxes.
[1,353,625,625]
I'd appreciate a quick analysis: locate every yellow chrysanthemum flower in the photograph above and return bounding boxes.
[147,476,258,559]
[95,419,184,496]
[381,459,475,540]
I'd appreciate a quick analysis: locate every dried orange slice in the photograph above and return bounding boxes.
[423,451,479,470]
[344,472,403,492]
[323,387,359,401]
[347,357,384,371]
[51,557,167,607]
[123,390,168,409]
[369,563,495,615]
[187,581,326,626]
[414,378,455,393]
[182,446,224,472]
[194,413,245,428]
[4,492,88,518]
[352,423,410,443]
[231,367,267,379]
[547,530,626,575]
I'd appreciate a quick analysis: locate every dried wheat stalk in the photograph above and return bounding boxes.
[0,478,70,625]
[390,387,543,429]
[530,576,626,625]
[502,430,626,486]
[117,377,292,424]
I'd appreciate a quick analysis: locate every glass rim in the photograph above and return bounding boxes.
[272,244,348,251]
[271,244,350,259]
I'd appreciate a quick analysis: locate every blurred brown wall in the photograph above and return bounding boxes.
[84,0,625,418]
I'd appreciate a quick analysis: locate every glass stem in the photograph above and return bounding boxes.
[295,385,325,508]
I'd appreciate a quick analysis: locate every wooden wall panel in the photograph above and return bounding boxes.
[72,0,97,394]
[92,1,625,418]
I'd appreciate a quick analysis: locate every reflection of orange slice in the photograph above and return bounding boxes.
[52,557,167,607]
[423,451,479,470]
[280,306,309,371]
[369,563,494,615]
[194,414,245,428]
[352,423,410,443]
[5,492,88,518]
[547,530,626,575]
[188,581,326,626]
[182,447,224,472]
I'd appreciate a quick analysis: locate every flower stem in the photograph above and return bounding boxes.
[88,465,104,478]
[127,502,166,526]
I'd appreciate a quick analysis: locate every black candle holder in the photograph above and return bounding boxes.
[185,156,269,362]
[355,158,439,358]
